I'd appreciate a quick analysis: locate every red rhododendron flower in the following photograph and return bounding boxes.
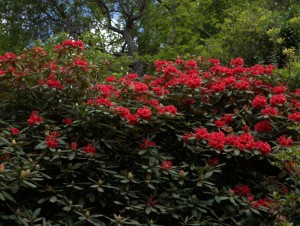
[256,140,271,155]
[159,105,177,115]
[208,58,220,65]
[211,82,226,92]
[235,80,249,90]
[133,81,148,93]
[70,142,78,150]
[115,107,130,118]
[221,114,233,124]
[137,107,152,121]
[10,127,20,135]
[62,118,72,125]
[254,120,272,133]
[83,144,96,155]
[214,120,226,128]
[160,160,172,170]
[46,131,60,148]
[195,127,209,140]
[230,57,244,67]
[277,136,293,147]
[252,95,267,108]
[252,197,273,208]
[260,107,277,116]
[273,86,287,94]
[124,113,137,125]
[105,76,117,83]
[208,131,225,150]
[233,184,251,196]
[270,94,286,106]
[145,195,157,206]
[139,139,155,150]
[183,132,194,142]
[207,157,220,166]
[27,111,43,126]
[185,60,198,70]
[163,65,179,79]
[288,112,300,122]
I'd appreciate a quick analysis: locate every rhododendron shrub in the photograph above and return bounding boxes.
[0,41,299,225]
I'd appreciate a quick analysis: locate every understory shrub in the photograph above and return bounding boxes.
[0,41,299,225]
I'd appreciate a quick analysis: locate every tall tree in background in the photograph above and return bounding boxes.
[0,0,299,72]
[89,0,147,75]
[0,0,94,52]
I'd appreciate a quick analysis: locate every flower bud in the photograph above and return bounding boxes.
[35,164,40,171]
[114,214,122,221]
[179,170,185,177]
[0,164,5,173]
[85,211,90,217]
[127,172,133,180]
[11,139,16,145]
[146,174,151,181]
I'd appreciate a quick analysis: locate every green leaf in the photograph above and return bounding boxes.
[0,192,5,201]
[1,191,16,203]
[49,196,57,203]
[145,206,152,214]
[23,180,37,188]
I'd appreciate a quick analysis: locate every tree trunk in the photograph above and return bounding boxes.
[123,29,144,76]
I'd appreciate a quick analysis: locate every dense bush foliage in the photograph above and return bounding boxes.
[0,40,299,225]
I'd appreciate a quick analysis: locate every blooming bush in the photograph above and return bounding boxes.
[0,40,299,225]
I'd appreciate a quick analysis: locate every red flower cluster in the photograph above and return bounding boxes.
[10,127,20,135]
[160,160,172,170]
[55,39,84,51]
[46,131,60,148]
[252,95,267,108]
[139,139,155,150]
[254,120,273,133]
[83,144,96,155]
[232,184,251,196]
[277,136,293,147]
[27,111,43,126]
[62,118,72,125]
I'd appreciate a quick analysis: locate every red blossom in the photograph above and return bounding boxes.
[208,131,226,150]
[139,139,155,150]
[126,113,139,125]
[10,127,20,135]
[270,94,286,106]
[207,157,220,166]
[252,95,267,108]
[288,112,300,122]
[83,144,96,155]
[260,106,277,116]
[254,120,273,133]
[195,127,209,140]
[159,105,177,115]
[27,111,43,126]
[62,118,72,125]
[145,195,157,206]
[46,131,60,149]
[137,107,152,121]
[256,140,271,155]
[232,184,251,196]
[160,160,172,170]
[277,136,293,147]
[183,132,194,142]
[235,80,249,90]
[70,142,78,150]
[230,57,244,67]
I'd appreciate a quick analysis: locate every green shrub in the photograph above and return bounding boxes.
[0,41,299,225]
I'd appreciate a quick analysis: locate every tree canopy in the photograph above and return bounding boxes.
[0,0,299,72]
